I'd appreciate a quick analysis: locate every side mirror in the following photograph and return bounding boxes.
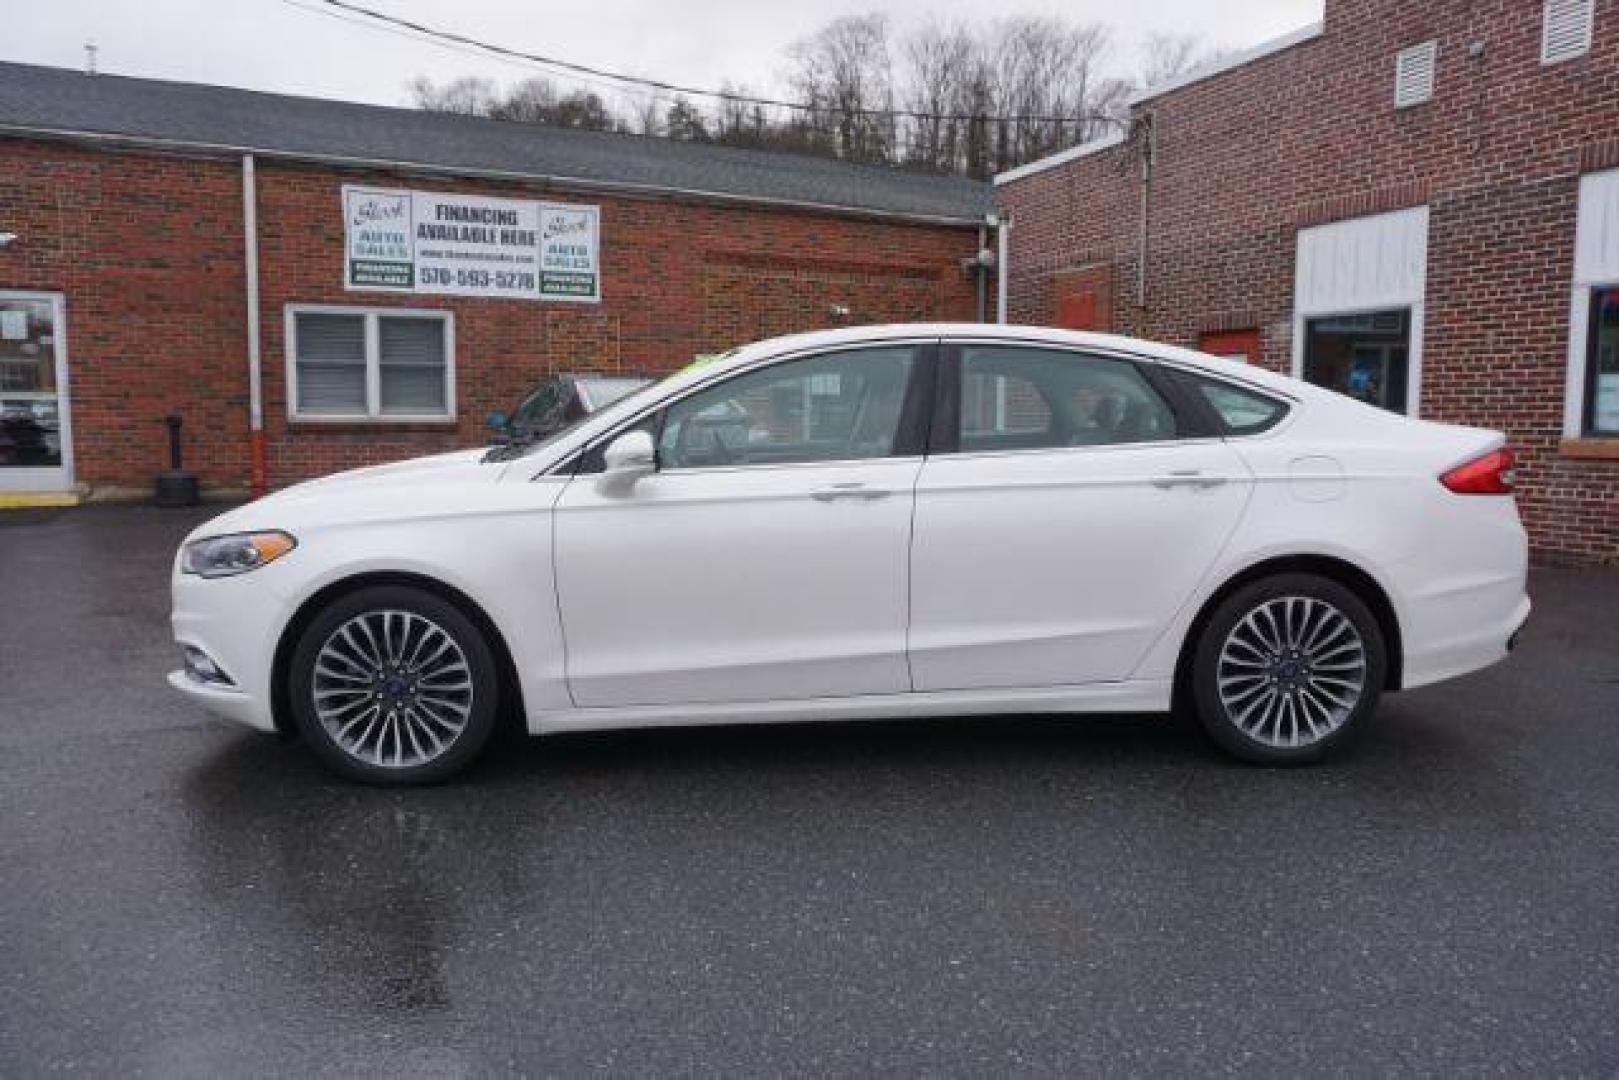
[486,411,511,445]
[599,429,656,490]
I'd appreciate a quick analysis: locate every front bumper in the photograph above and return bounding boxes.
[167,669,277,732]
[169,558,294,734]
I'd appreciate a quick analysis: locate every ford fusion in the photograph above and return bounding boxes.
[170,325,1529,783]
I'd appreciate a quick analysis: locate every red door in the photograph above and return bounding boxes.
[1199,329,1262,364]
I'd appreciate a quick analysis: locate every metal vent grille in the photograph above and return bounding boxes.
[1393,41,1438,108]
[1542,0,1594,63]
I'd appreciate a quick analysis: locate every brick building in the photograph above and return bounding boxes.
[0,62,989,498]
[996,0,1619,564]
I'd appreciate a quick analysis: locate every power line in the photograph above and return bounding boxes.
[278,0,660,105]
[285,0,1125,127]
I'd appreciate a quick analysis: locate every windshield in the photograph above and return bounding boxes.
[510,379,570,434]
[576,376,652,411]
[484,349,742,465]
[483,376,670,464]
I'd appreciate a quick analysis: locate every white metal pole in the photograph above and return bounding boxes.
[242,154,265,495]
[996,213,1011,325]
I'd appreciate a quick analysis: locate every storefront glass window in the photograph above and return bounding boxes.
[1302,308,1410,414]
[0,298,63,469]
[1586,286,1619,437]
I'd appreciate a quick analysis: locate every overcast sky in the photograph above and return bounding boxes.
[4,0,1324,111]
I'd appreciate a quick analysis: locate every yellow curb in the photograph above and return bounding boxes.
[0,492,82,509]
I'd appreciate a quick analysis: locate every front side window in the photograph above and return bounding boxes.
[1302,308,1410,414]
[956,346,1178,452]
[288,308,452,420]
[1585,286,1619,437]
[658,347,916,470]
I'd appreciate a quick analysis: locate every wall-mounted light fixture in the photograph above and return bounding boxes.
[0,232,19,249]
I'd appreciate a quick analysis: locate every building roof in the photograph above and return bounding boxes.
[0,61,990,224]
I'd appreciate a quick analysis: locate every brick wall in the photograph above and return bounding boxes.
[0,141,982,491]
[999,0,1619,564]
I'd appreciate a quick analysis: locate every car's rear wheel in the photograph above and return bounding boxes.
[1191,573,1386,764]
[288,585,499,784]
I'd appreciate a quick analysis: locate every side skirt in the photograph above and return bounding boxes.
[528,680,1174,735]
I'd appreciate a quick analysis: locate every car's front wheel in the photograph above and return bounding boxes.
[1191,573,1387,764]
[288,584,500,784]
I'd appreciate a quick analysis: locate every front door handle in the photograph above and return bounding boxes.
[1151,470,1228,491]
[811,482,892,502]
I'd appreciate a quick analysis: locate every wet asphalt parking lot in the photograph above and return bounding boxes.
[1,504,1617,1076]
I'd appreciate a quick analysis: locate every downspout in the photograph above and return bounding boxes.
[996,212,1011,325]
[976,219,988,323]
[1135,113,1155,312]
[242,154,265,498]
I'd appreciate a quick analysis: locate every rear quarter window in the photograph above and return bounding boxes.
[1188,375,1290,435]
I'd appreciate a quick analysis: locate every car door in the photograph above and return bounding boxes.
[553,342,933,708]
[908,342,1253,691]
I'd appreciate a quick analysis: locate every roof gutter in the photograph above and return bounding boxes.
[0,123,986,228]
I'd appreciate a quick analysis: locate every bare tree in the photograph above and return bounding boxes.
[787,14,896,164]
[900,19,976,172]
[664,96,711,142]
[408,75,499,116]
[990,16,1118,171]
[629,93,664,137]
[403,11,1201,178]
[489,77,558,123]
[1137,31,1225,90]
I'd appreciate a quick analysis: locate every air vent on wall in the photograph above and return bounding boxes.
[1542,0,1594,63]
[1394,41,1438,108]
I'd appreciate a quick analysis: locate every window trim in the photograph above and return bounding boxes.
[1580,283,1619,438]
[929,342,1200,457]
[284,304,456,423]
[1292,303,1422,418]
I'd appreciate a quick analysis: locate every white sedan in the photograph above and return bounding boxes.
[170,325,1530,783]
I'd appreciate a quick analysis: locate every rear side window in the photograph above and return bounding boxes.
[955,346,1178,452]
[1189,376,1290,435]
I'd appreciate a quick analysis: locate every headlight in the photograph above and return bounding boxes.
[181,531,297,578]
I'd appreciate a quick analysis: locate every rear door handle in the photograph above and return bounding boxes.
[1151,470,1228,491]
[811,482,892,502]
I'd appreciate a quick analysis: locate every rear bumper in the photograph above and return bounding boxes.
[1401,589,1530,690]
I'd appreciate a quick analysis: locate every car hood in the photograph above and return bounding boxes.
[293,447,498,491]
[184,448,507,541]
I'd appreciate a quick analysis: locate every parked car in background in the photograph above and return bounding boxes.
[488,372,652,446]
[169,324,1530,784]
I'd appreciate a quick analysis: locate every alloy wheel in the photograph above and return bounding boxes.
[310,610,474,768]
[1215,595,1368,749]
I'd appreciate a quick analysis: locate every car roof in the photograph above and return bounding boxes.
[701,323,1309,400]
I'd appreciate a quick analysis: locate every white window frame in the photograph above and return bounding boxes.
[1563,170,1619,438]
[1293,207,1429,417]
[284,304,456,423]
[0,290,74,492]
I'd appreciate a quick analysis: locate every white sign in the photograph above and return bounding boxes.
[343,185,600,303]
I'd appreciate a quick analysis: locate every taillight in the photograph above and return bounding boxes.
[1441,447,1516,495]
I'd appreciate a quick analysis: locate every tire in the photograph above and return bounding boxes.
[287,584,501,784]
[1190,573,1387,765]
